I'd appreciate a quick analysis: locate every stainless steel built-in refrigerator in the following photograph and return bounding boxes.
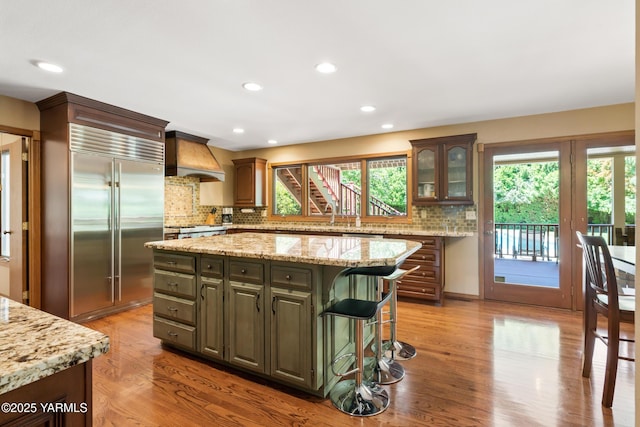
[69,124,164,318]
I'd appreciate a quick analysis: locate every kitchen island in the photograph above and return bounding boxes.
[0,297,109,426]
[145,232,420,396]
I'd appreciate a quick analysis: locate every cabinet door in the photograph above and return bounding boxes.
[234,162,256,205]
[200,277,224,360]
[227,281,265,373]
[443,141,472,202]
[413,145,439,202]
[269,288,312,387]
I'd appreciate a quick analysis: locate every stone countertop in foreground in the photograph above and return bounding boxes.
[146,232,422,268]
[225,223,474,237]
[0,297,110,395]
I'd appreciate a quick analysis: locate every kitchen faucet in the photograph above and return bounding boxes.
[325,201,336,226]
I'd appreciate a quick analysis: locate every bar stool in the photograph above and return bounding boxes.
[382,265,420,361]
[323,265,396,416]
[370,275,405,385]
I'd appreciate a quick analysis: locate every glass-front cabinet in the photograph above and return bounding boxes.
[410,133,476,205]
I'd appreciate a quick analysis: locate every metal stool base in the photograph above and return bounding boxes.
[373,357,405,385]
[383,340,417,361]
[329,380,390,416]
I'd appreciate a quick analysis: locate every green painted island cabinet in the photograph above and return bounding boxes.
[153,252,323,394]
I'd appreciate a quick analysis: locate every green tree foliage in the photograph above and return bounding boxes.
[493,155,635,225]
[586,158,612,224]
[493,161,559,223]
[368,166,407,213]
[275,180,301,215]
[625,156,636,224]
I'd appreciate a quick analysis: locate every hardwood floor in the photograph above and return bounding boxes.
[85,299,634,426]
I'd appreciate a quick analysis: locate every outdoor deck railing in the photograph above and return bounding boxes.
[493,223,635,261]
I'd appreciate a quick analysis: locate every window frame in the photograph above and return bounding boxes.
[268,150,412,225]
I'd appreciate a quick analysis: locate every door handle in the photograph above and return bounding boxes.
[256,293,260,312]
[2,230,11,235]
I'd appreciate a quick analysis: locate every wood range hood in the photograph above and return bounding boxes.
[165,130,225,181]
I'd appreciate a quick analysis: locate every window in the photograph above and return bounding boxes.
[367,157,407,216]
[272,154,408,220]
[273,165,302,215]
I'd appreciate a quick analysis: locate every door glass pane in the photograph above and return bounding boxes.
[417,148,436,198]
[493,151,560,288]
[273,166,302,216]
[367,157,407,216]
[307,162,361,216]
[447,146,467,198]
[586,146,636,246]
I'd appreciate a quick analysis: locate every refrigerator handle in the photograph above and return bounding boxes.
[109,166,116,305]
[115,161,122,302]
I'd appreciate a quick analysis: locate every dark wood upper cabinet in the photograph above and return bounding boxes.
[232,157,267,207]
[410,133,476,205]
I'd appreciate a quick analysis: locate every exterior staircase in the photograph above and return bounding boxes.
[276,165,402,216]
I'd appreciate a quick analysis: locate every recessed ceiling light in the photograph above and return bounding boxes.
[360,105,376,113]
[36,61,63,73]
[267,139,278,145]
[242,82,262,91]
[381,123,394,129]
[233,128,245,134]
[315,62,337,74]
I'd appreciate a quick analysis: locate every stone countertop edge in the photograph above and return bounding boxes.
[225,223,474,237]
[146,233,422,268]
[0,297,110,395]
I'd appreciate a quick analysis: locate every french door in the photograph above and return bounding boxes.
[481,131,635,309]
[482,140,572,308]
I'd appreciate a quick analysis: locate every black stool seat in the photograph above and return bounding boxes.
[343,265,397,277]
[324,298,389,320]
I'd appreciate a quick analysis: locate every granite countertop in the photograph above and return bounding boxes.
[225,223,474,237]
[146,232,421,268]
[0,297,110,395]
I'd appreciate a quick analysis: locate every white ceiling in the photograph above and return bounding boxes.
[0,1,635,151]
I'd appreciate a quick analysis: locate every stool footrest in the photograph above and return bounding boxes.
[329,380,390,416]
[383,340,417,361]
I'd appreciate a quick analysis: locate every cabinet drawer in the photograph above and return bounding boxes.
[201,256,224,278]
[229,260,264,284]
[154,253,195,274]
[153,316,196,350]
[399,263,441,283]
[396,283,441,300]
[414,237,441,250]
[154,270,196,298]
[154,292,196,325]
[408,248,440,267]
[271,264,312,290]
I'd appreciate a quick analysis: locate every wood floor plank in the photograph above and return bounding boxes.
[86,299,634,426]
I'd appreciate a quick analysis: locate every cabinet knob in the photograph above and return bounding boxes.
[285,274,292,281]
[168,282,178,288]
[241,268,247,274]
[207,264,212,269]
[167,306,178,313]
[167,331,178,338]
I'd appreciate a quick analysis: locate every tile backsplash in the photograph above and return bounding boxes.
[164,176,477,232]
[164,177,216,226]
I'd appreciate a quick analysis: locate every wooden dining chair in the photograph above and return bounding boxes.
[576,232,635,407]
